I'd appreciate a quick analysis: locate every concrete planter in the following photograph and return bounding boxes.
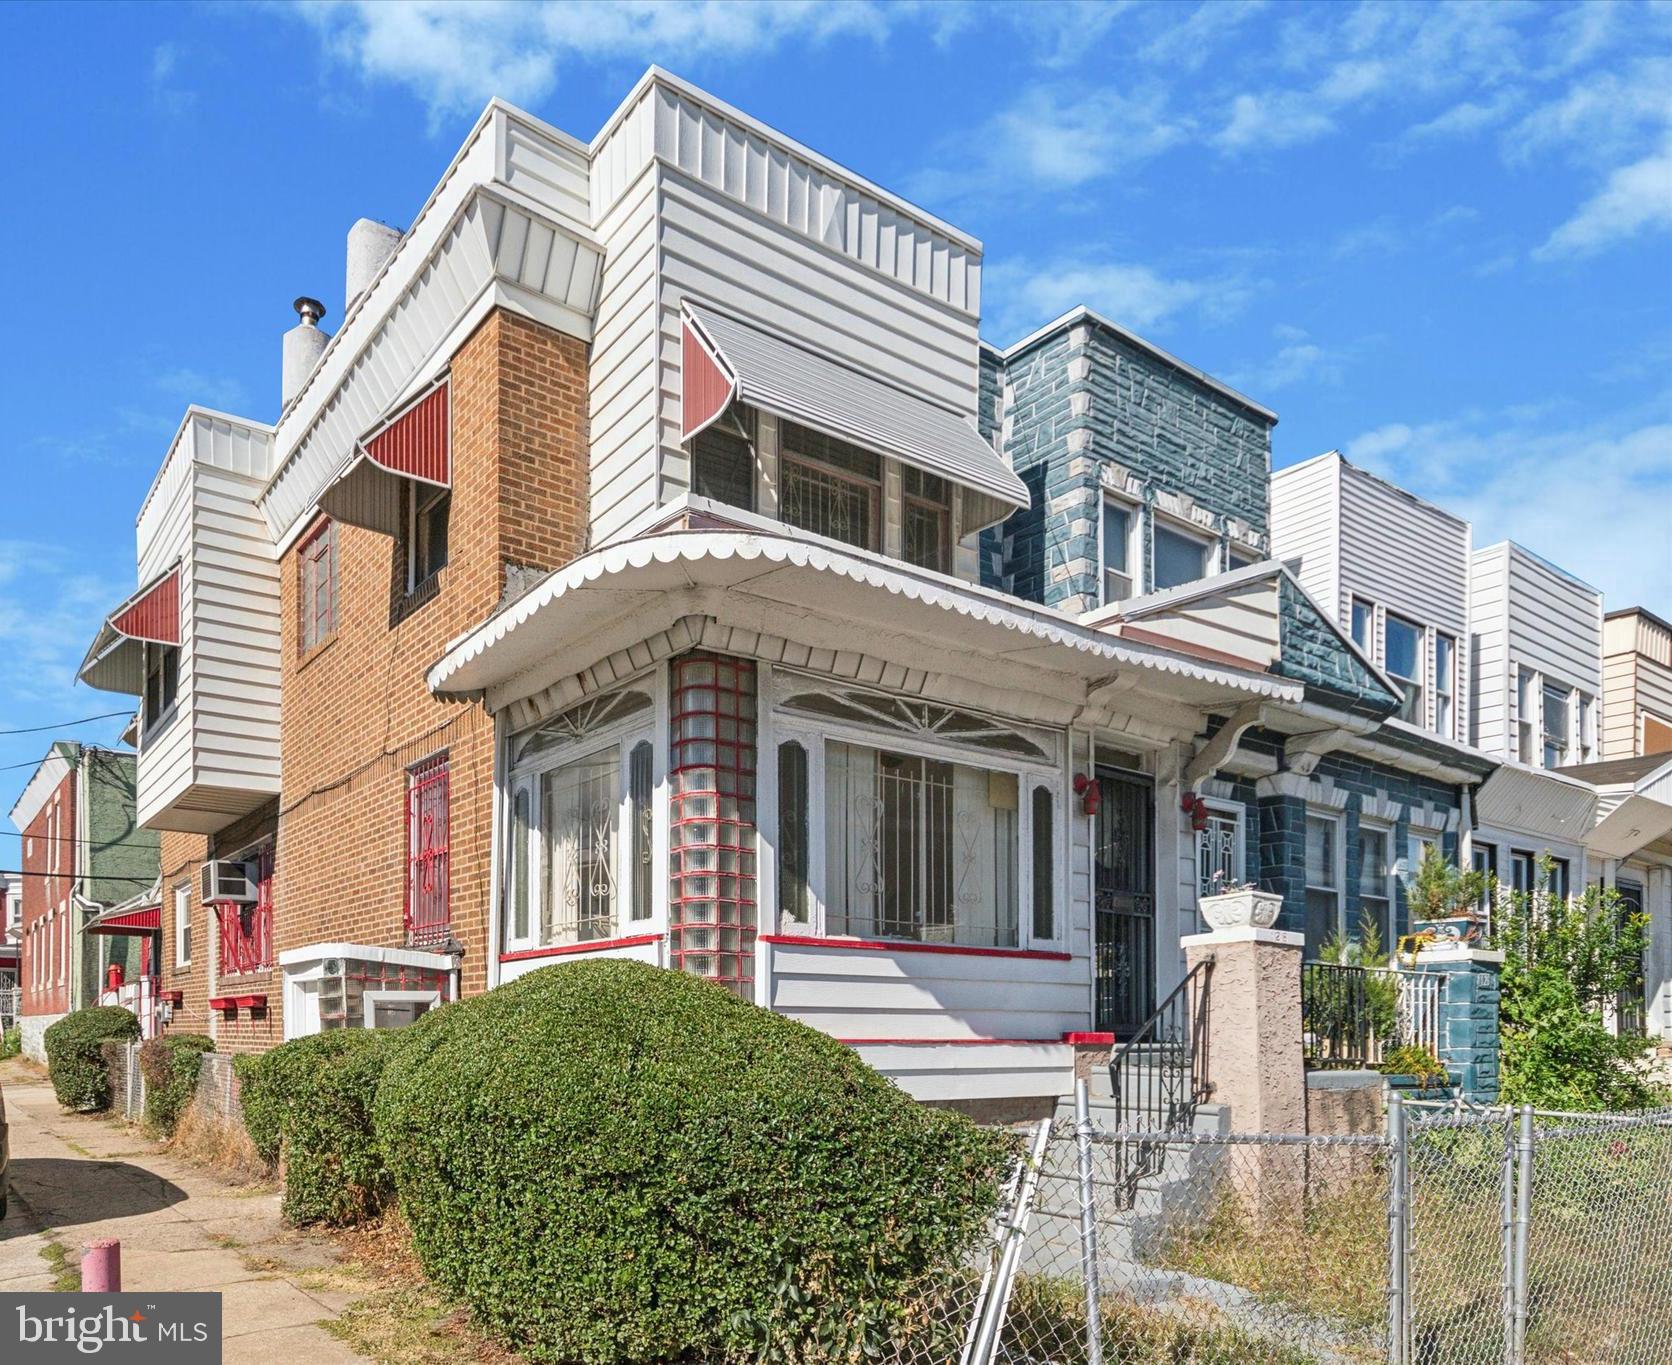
[1199,888,1283,931]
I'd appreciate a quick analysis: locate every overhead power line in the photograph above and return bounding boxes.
[0,711,132,737]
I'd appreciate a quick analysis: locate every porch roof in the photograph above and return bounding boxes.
[427,529,1303,722]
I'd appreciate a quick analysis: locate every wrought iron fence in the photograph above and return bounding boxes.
[0,983,19,1030]
[949,1091,1672,1365]
[1302,960,1441,1069]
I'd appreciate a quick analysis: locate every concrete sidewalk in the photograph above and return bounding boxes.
[0,1058,369,1362]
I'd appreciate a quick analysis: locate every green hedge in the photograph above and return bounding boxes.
[0,1026,19,1059]
[43,1006,140,1111]
[239,1030,395,1225]
[374,961,1012,1363]
[139,1034,215,1134]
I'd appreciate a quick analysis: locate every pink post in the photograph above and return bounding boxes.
[80,1239,120,1292]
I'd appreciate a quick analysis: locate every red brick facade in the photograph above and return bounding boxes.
[18,769,75,1018]
[268,309,589,1025]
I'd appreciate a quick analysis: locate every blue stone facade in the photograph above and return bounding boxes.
[1410,954,1502,1102]
[984,315,1276,613]
[1273,575,1400,715]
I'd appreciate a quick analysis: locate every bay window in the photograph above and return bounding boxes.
[902,468,951,573]
[1516,668,1536,763]
[691,409,755,511]
[502,688,656,954]
[142,642,179,737]
[1542,683,1570,769]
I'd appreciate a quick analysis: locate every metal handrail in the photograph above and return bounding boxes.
[1108,955,1213,1134]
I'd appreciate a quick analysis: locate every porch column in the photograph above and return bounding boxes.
[1181,924,1306,1133]
[1410,944,1502,1104]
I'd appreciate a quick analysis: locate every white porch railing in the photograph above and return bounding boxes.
[99,977,160,1039]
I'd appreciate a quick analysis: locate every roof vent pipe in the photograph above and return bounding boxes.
[345,218,402,314]
[281,297,329,410]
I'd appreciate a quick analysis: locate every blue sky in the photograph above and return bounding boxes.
[0,0,1668,819]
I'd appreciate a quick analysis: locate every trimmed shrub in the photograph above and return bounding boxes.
[239,1030,396,1225]
[374,961,1012,1363]
[139,1034,215,1135]
[43,1006,139,1111]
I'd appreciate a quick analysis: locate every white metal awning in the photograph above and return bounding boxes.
[681,305,1028,531]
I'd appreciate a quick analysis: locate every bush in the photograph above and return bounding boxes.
[239,1030,396,1225]
[139,1034,215,1135]
[0,1026,19,1059]
[43,1006,139,1111]
[1381,1044,1446,1085]
[374,960,1012,1364]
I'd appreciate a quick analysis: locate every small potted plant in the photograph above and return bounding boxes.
[1198,873,1283,931]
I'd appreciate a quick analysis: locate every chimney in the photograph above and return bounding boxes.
[345,218,402,314]
[282,297,328,410]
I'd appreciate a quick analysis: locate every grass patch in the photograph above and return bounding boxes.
[169,1101,270,1186]
[39,1238,81,1293]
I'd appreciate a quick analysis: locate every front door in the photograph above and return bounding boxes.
[1094,767,1156,1034]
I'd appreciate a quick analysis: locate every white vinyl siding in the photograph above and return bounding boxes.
[1269,453,1341,612]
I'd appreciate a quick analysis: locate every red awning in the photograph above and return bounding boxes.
[78,563,182,695]
[86,904,161,936]
[319,380,450,536]
[682,312,738,442]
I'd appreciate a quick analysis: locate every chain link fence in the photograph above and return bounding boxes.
[944,1089,1672,1365]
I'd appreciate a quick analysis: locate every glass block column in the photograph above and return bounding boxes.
[669,653,758,995]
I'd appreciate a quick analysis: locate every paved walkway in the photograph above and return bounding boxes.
[0,1058,368,1362]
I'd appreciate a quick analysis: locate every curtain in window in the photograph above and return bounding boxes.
[542,752,619,944]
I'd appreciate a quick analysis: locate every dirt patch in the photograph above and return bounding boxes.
[322,1212,523,1365]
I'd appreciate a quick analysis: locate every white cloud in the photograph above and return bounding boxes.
[1215,90,1334,152]
[0,543,132,709]
[981,256,1254,348]
[1225,327,1343,393]
[154,367,245,413]
[1535,136,1672,259]
[1342,410,1672,608]
[288,0,914,125]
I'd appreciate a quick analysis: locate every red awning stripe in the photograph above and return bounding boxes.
[680,312,738,442]
[365,381,450,487]
[108,567,180,646]
[86,906,161,936]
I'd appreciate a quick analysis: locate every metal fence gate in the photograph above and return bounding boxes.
[952,1091,1672,1365]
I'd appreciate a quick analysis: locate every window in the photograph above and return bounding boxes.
[142,643,180,735]
[407,485,450,590]
[1542,683,1570,769]
[298,518,337,651]
[825,740,1019,947]
[1153,521,1210,590]
[1408,831,1438,883]
[1385,615,1424,725]
[406,755,450,947]
[1509,849,1536,896]
[216,844,273,976]
[543,753,618,944]
[174,883,191,967]
[1101,498,1135,603]
[1434,633,1456,737]
[778,740,810,926]
[502,687,657,955]
[1196,803,1245,899]
[1578,694,1595,763]
[1516,668,1536,763]
[1031,784,1055,941]
[1304,813,1343,954]
[628,740,653,922]
[1350,598,1374,653]
[362,991,439,1030]
[1646,712,1672,756]
[1545,857,1570,903]
[1472,842,1496,919]
[1226,545,1257,571]
[690,412,755,511]
[780,422,880,551]
[902,468,951,573]
[1358,824,1392,947]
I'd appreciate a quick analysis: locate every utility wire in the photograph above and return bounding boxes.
[0,711,132,737]
[0,868,158,885]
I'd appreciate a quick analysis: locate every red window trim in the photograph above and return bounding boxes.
[405,753,451,947]
[837,1036,1072,1047]
[499,933,662,964]
[215,844,274,977]
[758,933,1071,963]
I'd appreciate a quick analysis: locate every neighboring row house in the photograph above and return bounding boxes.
[1272,453,1672,1036]
[9,744,158,1056]
[44,69,1672,1116]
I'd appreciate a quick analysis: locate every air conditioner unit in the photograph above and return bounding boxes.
[201,859,256,904]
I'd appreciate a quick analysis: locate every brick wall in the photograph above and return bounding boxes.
[205,803,281,1052]
[158,829,211,1039]
[19,767,75,1018]
[275,308,589,1012]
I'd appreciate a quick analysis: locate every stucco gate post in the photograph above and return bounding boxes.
[1182,924,1309,1217]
